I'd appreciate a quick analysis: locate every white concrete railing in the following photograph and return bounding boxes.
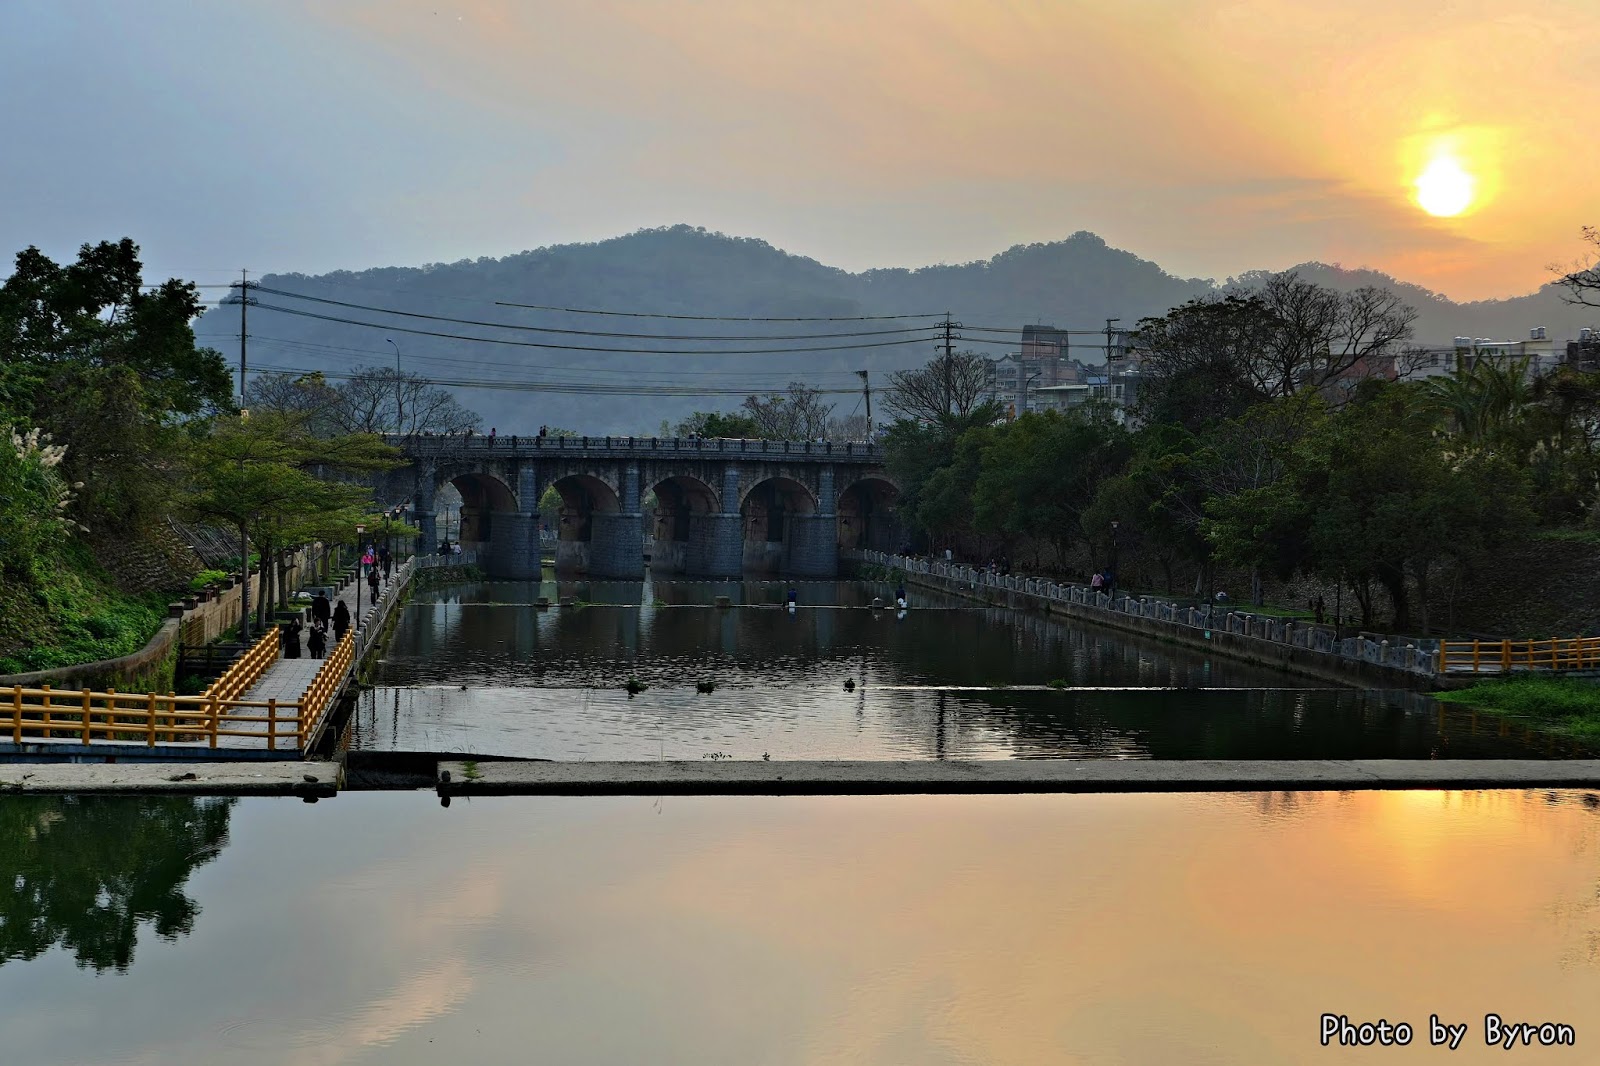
[851,549,1444,678]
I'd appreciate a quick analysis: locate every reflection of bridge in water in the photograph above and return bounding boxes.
[382,435,903,579]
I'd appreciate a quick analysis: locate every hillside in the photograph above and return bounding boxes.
[194,226,1598,434]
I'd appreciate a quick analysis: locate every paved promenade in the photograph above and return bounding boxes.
[215,563,394,748]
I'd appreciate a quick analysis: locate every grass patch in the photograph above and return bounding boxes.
[0,542,172,675]
[1435,674,1600,739]
[462,760,482,782]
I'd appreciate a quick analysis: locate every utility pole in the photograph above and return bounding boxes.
[1104,317,1121,364]
[236,269,251,644]
[937,312,961,415]
[856,370,872,438]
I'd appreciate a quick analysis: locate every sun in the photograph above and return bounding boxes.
[1414,155,1475,217]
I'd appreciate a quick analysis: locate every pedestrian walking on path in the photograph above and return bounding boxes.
[333,600,351,641]
[311,591,331,629]
[307,624,327,660]
[282,619,302,659]
[367,565,380,600]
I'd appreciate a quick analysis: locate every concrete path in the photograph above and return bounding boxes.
[0,761,340,796]
[436,759,1600,797]
[228,563,394,745]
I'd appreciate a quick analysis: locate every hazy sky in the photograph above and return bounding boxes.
[3,0,1596,301]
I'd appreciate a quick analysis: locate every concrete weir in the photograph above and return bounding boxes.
[0,761,340,796]
[436,759,1600,797]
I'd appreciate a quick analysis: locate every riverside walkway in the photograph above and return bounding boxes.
[1,556,420,760]
[852,550,1600,681]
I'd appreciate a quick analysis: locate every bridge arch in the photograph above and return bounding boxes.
[446,471,518,547]
[837,475,902,552]
[647,474,719,573]
[740,476,818,573]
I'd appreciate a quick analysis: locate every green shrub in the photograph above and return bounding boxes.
[1436,675,1600,739]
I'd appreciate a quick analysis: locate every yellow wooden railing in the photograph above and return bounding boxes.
[297,630,355,749]
[1440,636,1600,673]
[3,625,358,752]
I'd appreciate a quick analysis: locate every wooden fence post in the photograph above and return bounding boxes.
[268,698,277,751]
[11,686,20,744]
[146,691,157,746]
[81,688,93,745]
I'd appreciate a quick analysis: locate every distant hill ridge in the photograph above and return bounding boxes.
[204,225,1598,434]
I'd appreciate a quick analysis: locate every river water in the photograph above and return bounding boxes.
[350,576,1584,759]
[3,789,1597,1064]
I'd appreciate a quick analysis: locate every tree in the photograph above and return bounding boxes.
[1131,294,1276,431]
[1255,272,1417,398]
[674,410,763,438]
[1558,226,1600,309]
[324,366,481,437]
[0,240,233,534]
[971,410,1130,566]
[183,411,398,633]
[884,350,1002,432]
[740,382,835,439]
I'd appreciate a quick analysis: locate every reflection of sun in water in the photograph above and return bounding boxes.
[1414,154,1475,217]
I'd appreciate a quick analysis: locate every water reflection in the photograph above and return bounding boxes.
[357,578,1588,760]
[0,796,235,973]
[2,791,1596,1064]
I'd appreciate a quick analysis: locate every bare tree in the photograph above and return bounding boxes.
[884,350,998,426]
[244,372,343,436]
[1559,226,1600,308]
[1256,272,1416,397]
[330,366,481,436]
[741,383,835,439]
[827,412,870,440]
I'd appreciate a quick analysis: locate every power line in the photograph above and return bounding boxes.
[248,284,936,341]
[493,298,943,322]
[244,362,867,396]
[251,301,938,355]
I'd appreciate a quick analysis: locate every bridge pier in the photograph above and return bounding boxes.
[484,511,539,579]
[588,461,643,578]
[685,513,743,577]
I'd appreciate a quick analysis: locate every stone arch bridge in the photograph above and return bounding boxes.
[378,435,903,579]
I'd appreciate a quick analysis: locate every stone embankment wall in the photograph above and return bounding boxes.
[849,551,1443,691]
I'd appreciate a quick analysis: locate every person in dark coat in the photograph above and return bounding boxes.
[311,591,331,628]
[333,600,351,641]
[307,623,327,660]
[282,619,302,659]
[367,564,381,598]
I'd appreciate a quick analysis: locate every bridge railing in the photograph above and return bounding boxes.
[851,550,1447,678]
[7,683,308,751]
[1440,637,1600,674]
[388,433,881,459]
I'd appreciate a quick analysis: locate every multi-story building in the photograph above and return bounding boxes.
[1396,327,1572,382]
[985,324,1137,417]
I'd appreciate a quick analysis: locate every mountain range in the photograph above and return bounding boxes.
[194,225,1598,434]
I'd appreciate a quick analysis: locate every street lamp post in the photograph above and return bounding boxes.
[1021,370,1042,416]
[355,523,366,629]
[386,338,402,434]
[1109,520,1120,605]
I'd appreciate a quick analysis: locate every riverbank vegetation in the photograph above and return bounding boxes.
[864,266,1600,638]
[1436,676,1600,739]
[0,238,450,675]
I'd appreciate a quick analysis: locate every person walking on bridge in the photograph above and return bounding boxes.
[367,563,381,600]
[307,623,327,660]
[378,544,392,579]
[311,591,331,630]
[332,600,351,642]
